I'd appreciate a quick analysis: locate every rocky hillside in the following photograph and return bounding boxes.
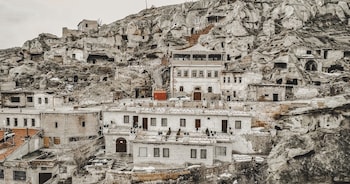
[1,0,350,183]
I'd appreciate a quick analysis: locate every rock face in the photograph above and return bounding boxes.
[0,0,350,182]
[267,104,350,184]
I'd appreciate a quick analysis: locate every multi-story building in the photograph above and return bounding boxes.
[103,106,252,166]
[170,44,226,101]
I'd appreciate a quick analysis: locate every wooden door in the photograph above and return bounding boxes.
[133,116,138,128]
[142,118,148,130]
[193,92,201,101]
[195,119,201,129]
[222,120,228,133]
[116,138,127,152]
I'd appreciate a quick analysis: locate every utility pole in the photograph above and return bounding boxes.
[145,0,148,9]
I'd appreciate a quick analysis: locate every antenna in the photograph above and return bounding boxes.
[145,0,148,9]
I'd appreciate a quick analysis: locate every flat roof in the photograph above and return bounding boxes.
[0,128,40,161]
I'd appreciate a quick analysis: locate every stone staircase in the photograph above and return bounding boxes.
[185,24,215,47]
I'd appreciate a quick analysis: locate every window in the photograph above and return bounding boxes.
[214,71,218,77]
[161,118,167,127]
[85,23,88,28]
[191,70,197,78]
[234,77,237,83]
[239,77,242,83]
[184,70,188,77]
[151,118,156,126]
[207,71,212,78]
[199,70,204,77]
[6,118,10,126]
[179,86,184,92]
[13,171,26,181]
[45,97,48,104]
[27,97,33,102]
[177,70,182,77]
[233,91,236,98]
[10,97,20,103]
[82,121,85,127]
[208,87,212,93]
[216,146,227,156]
[235,121,242,129]
[154,148,160,157]
[227,77,230,83]
[32,119,35,127]
[223,77,226,83]
[14,118,18,127]
[24,118,27,126]
[163,148,169,158]
[180,119,186,127]
[55,122,58,128]
[124,115,129,123]
[139,147,147,157]
[0,169,3,179]
[38,98,42,104]
[200,149,207,159]
[191,149,197,158]
[306,50,312,54]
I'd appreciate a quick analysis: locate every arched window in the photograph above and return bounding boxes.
[305,60,317,71]
[116,138,127,152]
[179,86,184,92]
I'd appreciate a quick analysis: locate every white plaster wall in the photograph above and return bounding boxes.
[0,111,41,128]
[132,142,214,166]
[33,94,54,109]
[103,109,251,134]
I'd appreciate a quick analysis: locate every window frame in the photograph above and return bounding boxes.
[200,149,207,159]
[235,120,242,129]
[161,118,167,127]
[13,171,26,181]
[150,118,156,126]
[180,119,186,127]
[123,115,129,124]
[163,148,169,158]
[154,148,160,157]
[190,149,197,158]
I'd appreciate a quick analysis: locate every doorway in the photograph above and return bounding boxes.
[133,116,139,128]
[193,92,201,101]
[142,118,148,130]
[195,119,201,129]
[222,120,228,133]
[116,138,127,152]
[273,94,279,101]
[39,173,52,184]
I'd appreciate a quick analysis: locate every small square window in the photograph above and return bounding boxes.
[24,118,27,126]
[11,97,20,103]
[214,71,218,77]
[38,98,42,104]
[163,148,169,158]
[207,71,212,78]
[139,147,147,157]
[180,119,186,127]
[13,171,26,181]
[27,97,33,103]
[192,70,197,78]
[14,118,18,127]
[82,121,85,127]
[235,121,242,129]
[45,98,48,104]
[151,118,156,126]
[200,149,207,159]
[199,71,204,77]
[6,118,10,126]
[154,148,160,157]
[177,70,182,77]
[161,118,167,127]
[32,119,35,127]
[191,149,197,158]
[184,70,188,77]
[124,115,129,124]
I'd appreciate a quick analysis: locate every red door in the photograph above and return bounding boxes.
[193,92,201,101]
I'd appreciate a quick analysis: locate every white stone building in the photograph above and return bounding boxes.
[170,44,226,101]
[103,106,252,166]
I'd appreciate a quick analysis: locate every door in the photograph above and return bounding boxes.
[273,94,279,101]
[222,120,228,133]
[116,138,127,152]
[142,118,148,130]
[133,116,139,128]
[39,173,52,184]
[193,92,201,101]
[195,119,201,129]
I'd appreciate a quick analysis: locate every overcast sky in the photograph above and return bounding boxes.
[0,0,189,49]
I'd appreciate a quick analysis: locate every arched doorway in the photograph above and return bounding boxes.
[116,138,127,153]
[305,60,317,71]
